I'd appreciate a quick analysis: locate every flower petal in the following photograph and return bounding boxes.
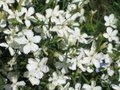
[23,44,31,54]
[17,81,26,86]
[24,30,34,38]
[28,7,35,16]
[0,43,8,47]
[32,36,41,43]
[30,43,39,52]
[14,36,28,44]
[106,27,113,35]
[25,19,31,28]
[29,77,40,85]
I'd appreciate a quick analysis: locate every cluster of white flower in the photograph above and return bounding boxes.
[57,81,102,90]
[103,14,119,53]
[0,0,120,90]
[103,14,120,90]
[24,58,49,85]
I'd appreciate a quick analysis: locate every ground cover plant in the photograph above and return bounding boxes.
[0,0,120,90]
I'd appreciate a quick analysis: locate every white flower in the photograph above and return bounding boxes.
[4,72,25,90]
[3,26,19,35]
[70,27,89,44]
[24,58,49,85]
[112,84,120,90]
[69,83,81,90]
[51,25,72,39]
[0,36,19,56]
[67,48,94,72]
[83,42,102,68]
[45,5,63,19]
[107,43,113,53]
[24,71,40,85]
[5,8,24,24]
[36,13,45,22]
[68,56,86,72]
[104,14,117,28]
[107,67,114,76]
[14,30,41,54]
[22,7,35,27]
[103,27,119,43]
[0,0,15,10]
[48,72,70,89]
[82,81,102,90]
[45,6,64,24]
[26,58,49,76]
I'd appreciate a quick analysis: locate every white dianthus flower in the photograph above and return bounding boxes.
[104,14,117,28]
[103,27,119,43]
[48,72,70,89]
[24,58,49,85]
[82,81,102,90]
[14,30,41,54]
[4,72,25,90]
